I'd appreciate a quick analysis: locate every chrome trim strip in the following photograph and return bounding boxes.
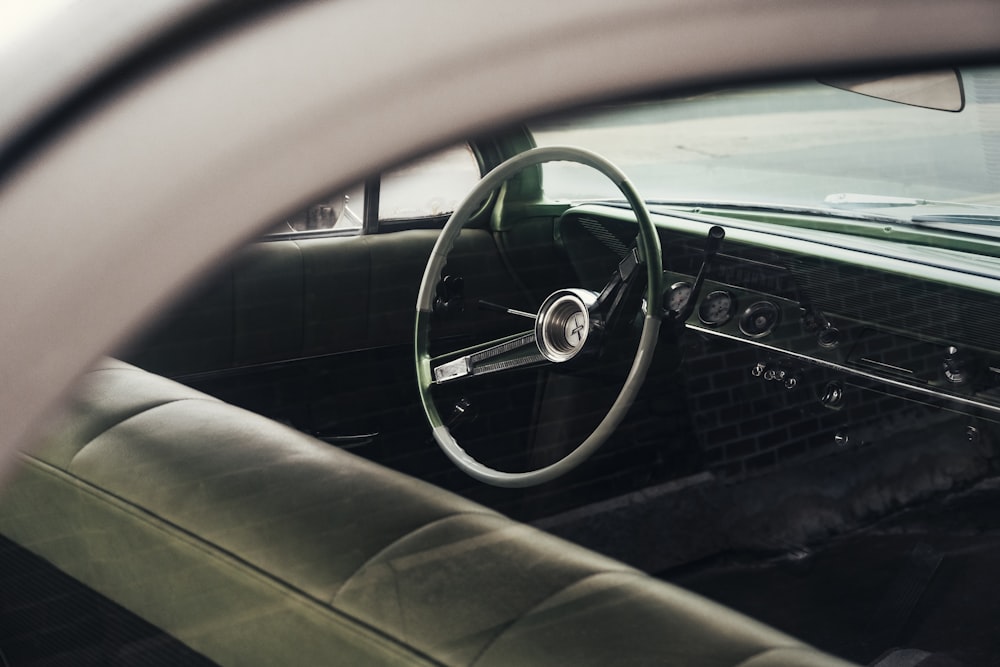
[857,358,915,375]
[687,323,1000,417]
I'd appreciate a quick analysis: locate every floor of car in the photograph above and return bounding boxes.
[663,476,1000,667]
[0,536,218,667]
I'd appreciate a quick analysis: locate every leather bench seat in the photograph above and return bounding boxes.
[0,360,856,666]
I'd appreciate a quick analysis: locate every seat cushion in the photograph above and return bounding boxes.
[1,361,857,667]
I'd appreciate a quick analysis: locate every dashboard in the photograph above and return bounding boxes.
[560,204,1000,480]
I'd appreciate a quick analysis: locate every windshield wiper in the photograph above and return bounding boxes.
[826,193,1000,213]
[589,197,901,224]
[825,193,1000,228]
[909,213,1000,225]
[824,193,941,208]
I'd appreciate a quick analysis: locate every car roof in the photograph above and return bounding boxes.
[0,0,998,482]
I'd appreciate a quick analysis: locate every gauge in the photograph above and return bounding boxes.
[663,281,693,315]
[698,290,734,326]
[817,326,841,349]
[739,301,780,338]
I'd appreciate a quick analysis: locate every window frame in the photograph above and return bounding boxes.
[265,141,491,240]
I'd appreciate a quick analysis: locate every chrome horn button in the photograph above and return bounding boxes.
[535,289,599,363]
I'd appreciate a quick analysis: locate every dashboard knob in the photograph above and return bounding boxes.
[943,346,976,385]
[817,327,841,349]
[819,381,845,409]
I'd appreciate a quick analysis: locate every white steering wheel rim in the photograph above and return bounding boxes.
[416,145,662,488]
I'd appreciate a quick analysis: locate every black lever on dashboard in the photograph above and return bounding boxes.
[671,225,725,322]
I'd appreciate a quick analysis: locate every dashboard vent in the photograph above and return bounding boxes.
[579,217,630,258]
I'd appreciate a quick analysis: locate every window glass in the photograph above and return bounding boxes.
[530,70,1000,212]
[271,183,365,234]
[378,143,481,220]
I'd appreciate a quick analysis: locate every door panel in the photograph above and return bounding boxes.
[234,241,304,366]
[119,228,527,443]
[121,273,233,376]
[300,236,369,356]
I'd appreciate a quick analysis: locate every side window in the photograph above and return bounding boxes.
[273,183,365,235]
[378,144,481,222]
[266,142,480,236]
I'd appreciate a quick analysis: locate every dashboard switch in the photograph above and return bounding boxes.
[943,346,976,385]
[820,381,845,409]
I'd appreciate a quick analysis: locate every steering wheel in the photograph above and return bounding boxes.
[415,146,662,488]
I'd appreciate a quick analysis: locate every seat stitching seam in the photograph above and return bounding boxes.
[86,366,141,374]
[8,457,449,667]
[730,645,814,667]
[469,570,802,667]
[67,396,220,467]
[467,569,632,667]
[331,510,500,605]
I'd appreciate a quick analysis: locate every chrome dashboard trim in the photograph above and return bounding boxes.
[687,322,1000,418]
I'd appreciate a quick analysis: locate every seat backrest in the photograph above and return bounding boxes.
[0,360,855,666]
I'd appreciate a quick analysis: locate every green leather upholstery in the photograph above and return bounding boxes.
[0,361,857,666]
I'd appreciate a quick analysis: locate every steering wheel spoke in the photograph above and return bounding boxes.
[431,331,545,383]
[594,245,644,328]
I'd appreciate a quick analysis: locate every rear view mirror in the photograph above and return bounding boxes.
[818,68,964,112]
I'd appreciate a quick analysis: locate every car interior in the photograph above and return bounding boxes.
[2,2,1000,667]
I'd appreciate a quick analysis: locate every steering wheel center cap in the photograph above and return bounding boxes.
[535,289,599,363]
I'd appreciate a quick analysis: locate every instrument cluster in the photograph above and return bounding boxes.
[663,272,794,344]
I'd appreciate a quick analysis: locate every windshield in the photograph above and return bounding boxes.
[530,67,1000,220]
